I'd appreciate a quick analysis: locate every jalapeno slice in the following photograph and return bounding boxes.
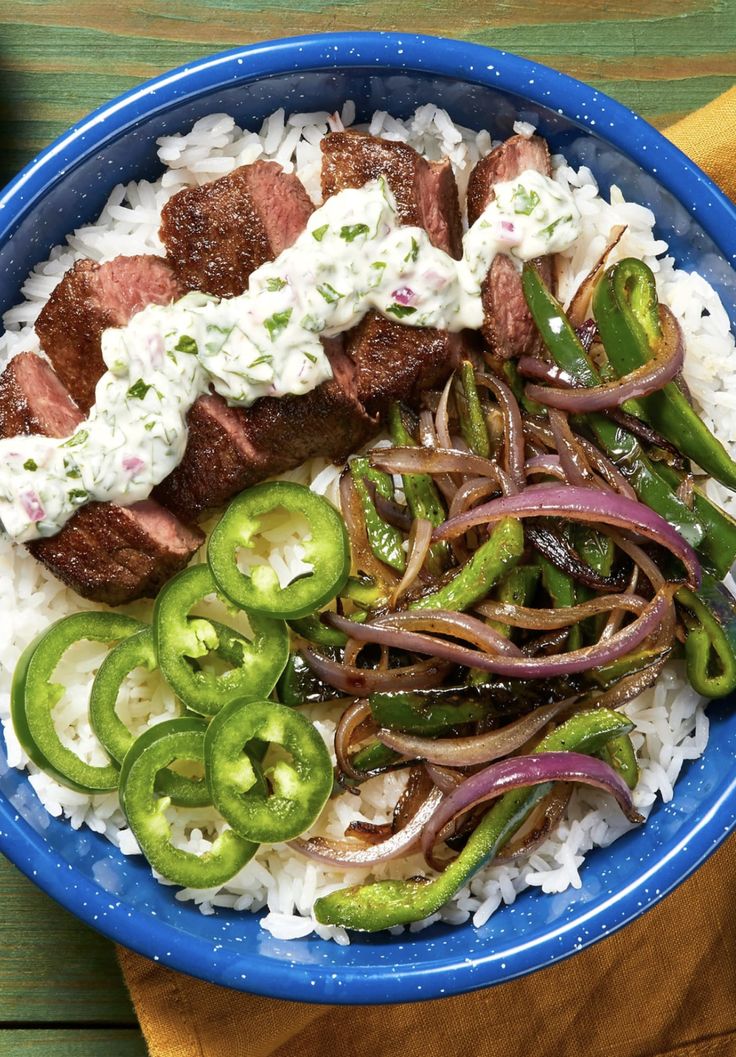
[207,481,350,619]
[89,627,209,807]
[11,612,143,792]
[205,699,333,843]
[153,564,288,716]
[119,717,257,889]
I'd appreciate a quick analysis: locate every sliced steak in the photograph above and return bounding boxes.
[321,130,463,256]
[0,351,82,438]
[321,130,464,415]
[29,501,203,606]
[0,352,203,604]
[154,342,375,521]
[35,255,183,414]
[466,134,553,360]
[160,161,315,299]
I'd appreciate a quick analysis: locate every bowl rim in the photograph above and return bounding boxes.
[0,30,734,1004]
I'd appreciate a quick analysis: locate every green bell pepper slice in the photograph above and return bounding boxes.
[410,517,523,612]
[314,708,634,930]
[205,699,333,843]
[11,612,143,793]
[598,733,639,790]
[208,481,349,619]
[350,457,406,572]
[387,403,450,574]
[153,564,288,716]
[457,361,491,458]
[89,627,209,807]
[277,649,344,707]
[677,572,736,698]
[369,689,490,734]
[119,717,257,889]
[522,263,704,549]
[593,258,736,491]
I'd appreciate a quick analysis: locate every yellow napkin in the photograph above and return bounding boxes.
[117,88,736,1057]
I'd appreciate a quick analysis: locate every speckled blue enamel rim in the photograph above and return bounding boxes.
[0,32,734,1005]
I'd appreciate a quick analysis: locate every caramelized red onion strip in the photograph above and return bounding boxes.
[289,785,444,868]
[370,446,504,482]
[334,699,373,781]
[327,609,522,658]
[522,307,684,412]
[339,471,400,588]
[475,592,648,630]
[420,752,644,870]
[377,696,579,767]
[389,517,433,608]
[324,587,676,678]
[432,485,701,589]
[567,223,627,327]
[474,372,526,491]
[301,649,450,694]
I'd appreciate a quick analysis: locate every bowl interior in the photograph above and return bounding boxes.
[0,41,735,1004]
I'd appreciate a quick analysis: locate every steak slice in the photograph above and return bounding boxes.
[35,255,183,414]
[466,134,553,360]
[0,351,82,438]
[154,342,375,521]
[160,161,315,299]
[321,130,463,256]
[321,131,464,414]
[29,501,203,606]
[0,352,203,604]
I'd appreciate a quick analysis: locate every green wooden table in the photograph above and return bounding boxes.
[0,2,733,1053]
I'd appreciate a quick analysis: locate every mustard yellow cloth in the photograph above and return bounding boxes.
[117,88,736,1057]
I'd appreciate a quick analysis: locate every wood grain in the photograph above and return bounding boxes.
[0,1030,148,1056]
[0,857,135,1024]
[0,0,734,184]
[0,2,732,1052]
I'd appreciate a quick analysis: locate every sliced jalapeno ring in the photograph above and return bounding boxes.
[208,481,350,620]
[11,612,143,793]
[119,717,257,889]
[205,699,333,844]
[153,564,288,716]
[89,628,209,807]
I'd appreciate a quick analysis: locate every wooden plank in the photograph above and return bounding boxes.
[0,856,136,1024]
[0,1,733,185]
[0,1029,148,1056]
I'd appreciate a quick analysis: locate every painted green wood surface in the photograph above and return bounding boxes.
[0,1030,147,1056]
[0,2,732,1055]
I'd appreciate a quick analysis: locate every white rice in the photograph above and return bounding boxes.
[0,104,733,944]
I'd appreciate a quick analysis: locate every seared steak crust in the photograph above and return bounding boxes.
[35,256,182,413]
[160,161,315,299]
[466,134,553,360]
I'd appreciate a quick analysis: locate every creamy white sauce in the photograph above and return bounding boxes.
[0,170,580,541]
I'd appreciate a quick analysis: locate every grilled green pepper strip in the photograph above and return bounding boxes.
[349,741,400,775]
[411,517,523,612]
[589,646,670,689]
[457,361,491,458]
[208,480,350,619]
[502,360,545,416]
[350,457,406,572]
[205,698,333,843]
[594,258,736,490]
[537,531,582,651]
[677,572,736,698]
[119,717,257,888]
[341,575,385,609]
[369,690,490,734]
[387,403,450,573]
[153,564,288,716]
[650,462,736,580]
[598,734,639,790]
[469,564,540,684]
[11,612,143,793]
[288,614,348,648]
[314,708,634,930]
[522,263,704,549]
[277,650,344,707]
[89,627,209,807]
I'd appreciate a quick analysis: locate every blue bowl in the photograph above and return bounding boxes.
[1,32,734,1004]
